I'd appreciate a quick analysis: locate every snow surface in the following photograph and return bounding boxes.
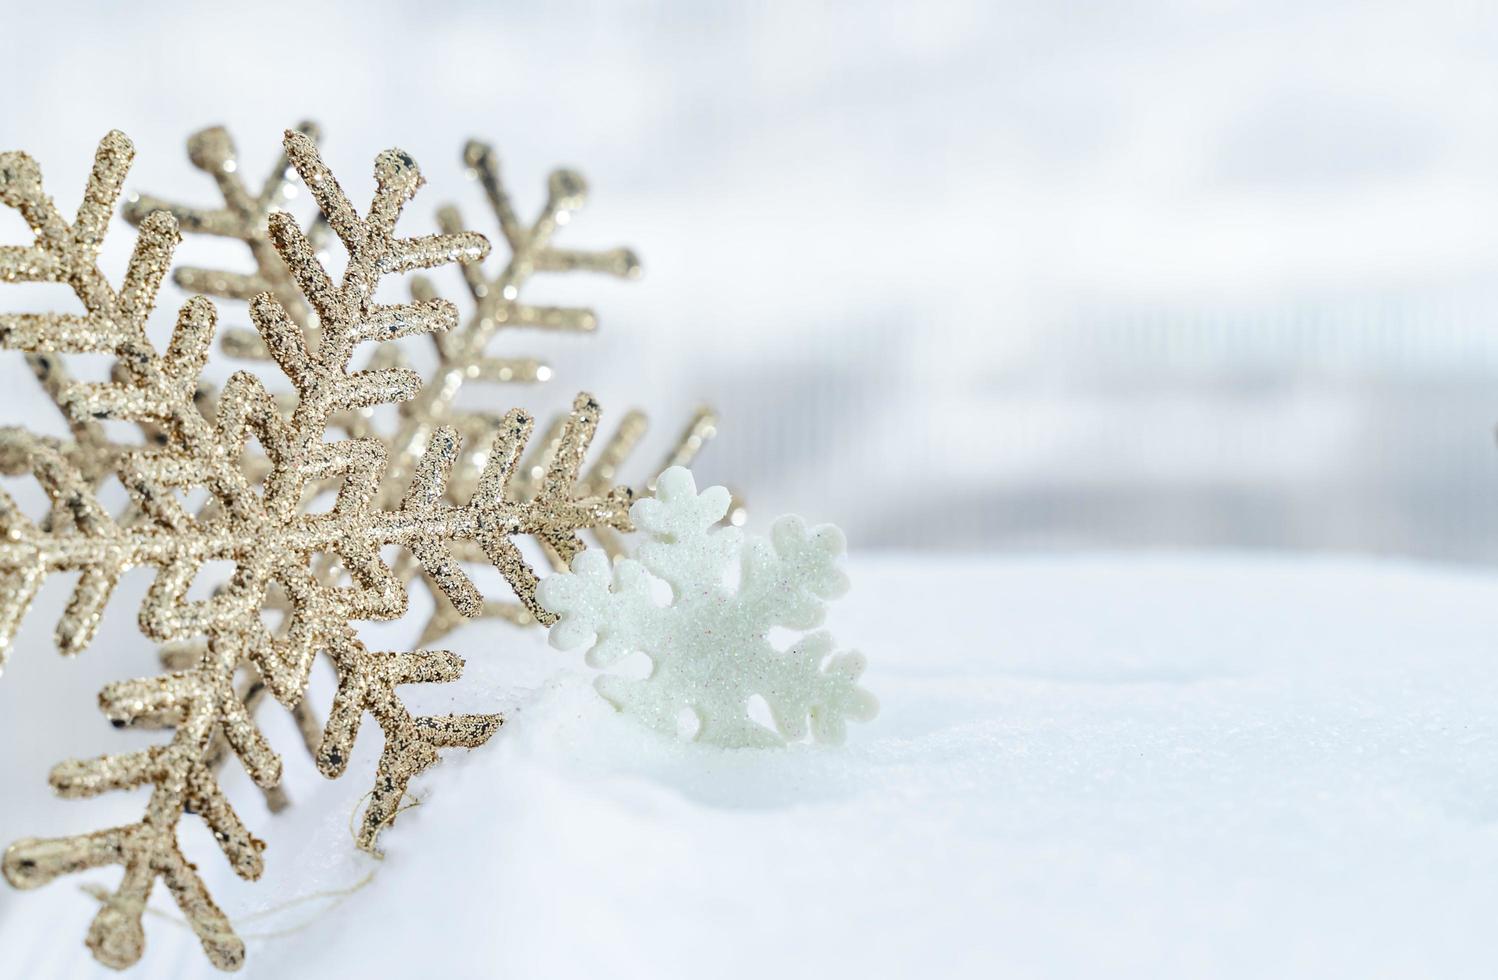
[3,552,1498,979]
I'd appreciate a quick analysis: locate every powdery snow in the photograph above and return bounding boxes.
[3,553,1498,978]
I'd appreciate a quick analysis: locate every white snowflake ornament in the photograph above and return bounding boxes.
[537,467,878,747]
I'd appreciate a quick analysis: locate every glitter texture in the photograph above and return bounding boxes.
[0,129,634,972]
[123,125,730,648]
[539,466,877,747]
[399,137,724,643]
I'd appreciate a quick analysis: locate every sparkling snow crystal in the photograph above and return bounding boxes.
[538,467,878,747]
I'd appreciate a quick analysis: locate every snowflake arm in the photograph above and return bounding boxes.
[396,142,738,643]
[537,548,663,668]
[121,121,328,354]
[4,655,275,971]
[631,464,742,591]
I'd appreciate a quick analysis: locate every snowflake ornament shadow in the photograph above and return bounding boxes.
[539,467,877,747]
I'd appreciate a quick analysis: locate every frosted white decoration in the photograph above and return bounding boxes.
[537,466,878,747]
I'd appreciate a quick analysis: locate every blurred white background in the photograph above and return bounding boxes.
[5,0,1498,560]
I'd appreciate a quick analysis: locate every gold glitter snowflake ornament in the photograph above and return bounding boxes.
[119,122,730,651]
[539,467,877,747]
[0,129,635,971]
